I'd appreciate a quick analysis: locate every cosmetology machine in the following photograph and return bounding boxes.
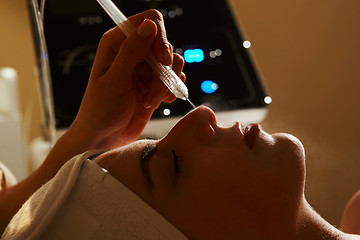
[28,0,270,142]
[0,68,25,180]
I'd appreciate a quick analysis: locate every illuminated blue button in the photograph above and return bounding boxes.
[184,49,204,63]
[201,80,218,94]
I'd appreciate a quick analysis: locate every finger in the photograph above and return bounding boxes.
[142,74,169,109]
[134,60,153,96]
[90,27,126,79]
[129,9,173,66]
[105,19,157,91]
[171,53,185,77]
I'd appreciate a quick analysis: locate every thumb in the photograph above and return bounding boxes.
[106,19,157,88]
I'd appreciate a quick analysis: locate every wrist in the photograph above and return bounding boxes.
[66,119,101,151]
[68,117,123,150]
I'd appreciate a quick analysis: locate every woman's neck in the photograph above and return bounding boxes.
[296,199,360,240]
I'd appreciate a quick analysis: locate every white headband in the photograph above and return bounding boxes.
[2,150,188,240]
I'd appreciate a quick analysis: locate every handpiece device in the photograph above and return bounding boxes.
[96,0,191,102]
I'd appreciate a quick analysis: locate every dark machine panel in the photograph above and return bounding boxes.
[30,0,268,129]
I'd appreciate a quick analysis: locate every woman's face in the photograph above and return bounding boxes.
[95,106,306,239]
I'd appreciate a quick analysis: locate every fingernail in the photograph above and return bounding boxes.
[137,19,154,38]
[163,43,173,66]
[143,97,152,109]
[143,102,151,109]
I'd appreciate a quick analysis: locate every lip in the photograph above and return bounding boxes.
[232,122,244,136]
[244,123,261,149]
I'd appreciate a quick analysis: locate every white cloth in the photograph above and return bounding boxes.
[0,161,17,188]
[1,150,188,240]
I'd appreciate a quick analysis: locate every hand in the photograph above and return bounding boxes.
[72,9,186,148]
[0,11,187,231]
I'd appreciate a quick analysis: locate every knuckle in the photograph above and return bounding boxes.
[99,27,123,52]
[100,27,116,41]
[177,53,185,64]
[173,53,185,66]
[99,27,117,46]
[100,29,112,44]
[144,9,164,22]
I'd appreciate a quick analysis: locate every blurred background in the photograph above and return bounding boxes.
[1,0,360,227]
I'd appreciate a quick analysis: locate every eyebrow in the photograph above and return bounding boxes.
[140,144,157,189]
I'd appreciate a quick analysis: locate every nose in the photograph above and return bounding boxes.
[183,105,216,122]
[163,106,218,144]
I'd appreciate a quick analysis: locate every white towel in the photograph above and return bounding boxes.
[1,150,188,240]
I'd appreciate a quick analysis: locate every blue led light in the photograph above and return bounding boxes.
[201,80,218,94]
[184,49,204,63]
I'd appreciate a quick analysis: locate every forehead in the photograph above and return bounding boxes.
[93,139,157,197]
[113,139,154,155]
[93,140,150,170]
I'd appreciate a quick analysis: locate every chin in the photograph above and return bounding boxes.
[273,133,305,160]
[273,133,307,200]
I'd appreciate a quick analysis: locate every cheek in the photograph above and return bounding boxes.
[183,136,306,208]
[192,122,217,145]
[175,147,251,205]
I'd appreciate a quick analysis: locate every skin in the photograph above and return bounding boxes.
[1,7,359,239]
[95,106,360,240]
[341,190,360,234]
[0,9,185,234]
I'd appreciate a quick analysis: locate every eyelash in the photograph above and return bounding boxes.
[172,150,181,174]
